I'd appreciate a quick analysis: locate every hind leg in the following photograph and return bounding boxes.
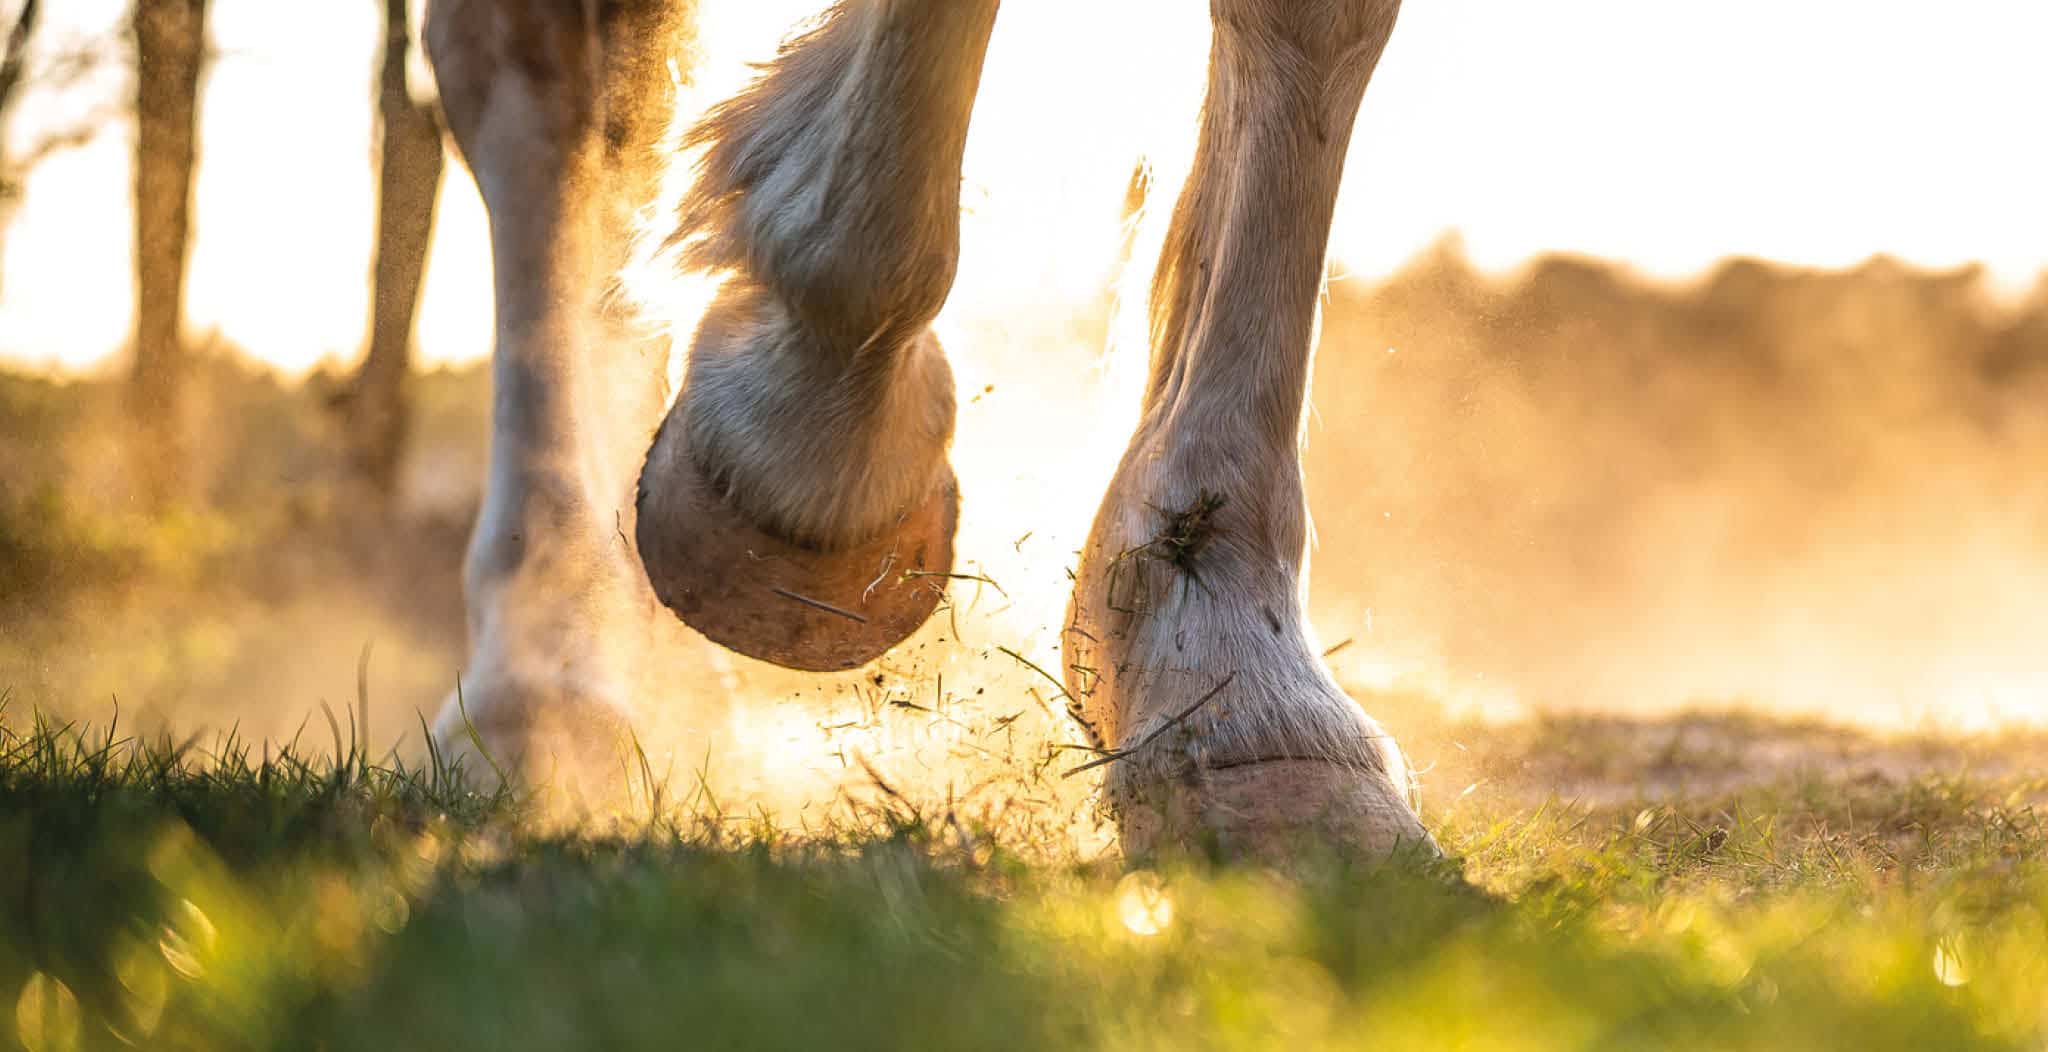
[635,0,999,671]
[1067,0,1435,859]
[423,0,682,794]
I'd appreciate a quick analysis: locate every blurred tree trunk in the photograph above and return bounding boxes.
[0,0,44,272]
[129,0,209,506]
[0,0,37,117]
[343,0,443,501]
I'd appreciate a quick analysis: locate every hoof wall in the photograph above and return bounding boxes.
[637,422,957,672]
[1115,758,1437,863]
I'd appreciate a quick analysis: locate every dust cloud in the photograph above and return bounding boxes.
[4,243,2047,835]
[1304,240,2048,730]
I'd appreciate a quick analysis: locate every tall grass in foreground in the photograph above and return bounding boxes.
[4,710,2048,1051]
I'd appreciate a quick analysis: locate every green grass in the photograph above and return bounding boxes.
[5,708,2048,1052]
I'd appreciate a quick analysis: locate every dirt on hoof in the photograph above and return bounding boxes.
[636,411,958,672]
[1113,757,1440,864]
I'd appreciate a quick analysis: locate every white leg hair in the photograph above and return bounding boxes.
[423,0,685,786]
[1067,0,1434,856]
[640,0,999,550]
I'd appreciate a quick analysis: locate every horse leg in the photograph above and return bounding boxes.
[636,0,999,672]
[423,0,683,793]
[1067,0,1436,859]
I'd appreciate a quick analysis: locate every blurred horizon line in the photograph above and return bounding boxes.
[4,231,2043,381]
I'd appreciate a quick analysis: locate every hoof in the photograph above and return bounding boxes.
[431,681,639,813]
[1113,756,1438,863]
[636,412,957,672]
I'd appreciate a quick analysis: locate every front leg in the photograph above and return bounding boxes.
[637,0,1000,670]
[424,0,684,797]
[1068,0,1436,860]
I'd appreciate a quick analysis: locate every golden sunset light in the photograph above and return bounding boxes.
[1,2,2042,373]
[11,5,2048,1045]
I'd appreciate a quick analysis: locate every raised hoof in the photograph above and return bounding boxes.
[1112,757,1439,864]
[635,414,957,673]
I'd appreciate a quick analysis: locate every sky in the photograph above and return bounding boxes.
[1,0,2044,374]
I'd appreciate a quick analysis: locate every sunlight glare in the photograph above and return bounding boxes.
[1934,936,1970,988]
[1116,870,1175,937]
[13,972,81,1052]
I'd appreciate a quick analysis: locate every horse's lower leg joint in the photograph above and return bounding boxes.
[1061,0,1424,862]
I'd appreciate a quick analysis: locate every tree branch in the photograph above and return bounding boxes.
[0,0,44,117]
[15,111,103,168]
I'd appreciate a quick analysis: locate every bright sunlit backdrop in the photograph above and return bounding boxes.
[0,1,2043,374]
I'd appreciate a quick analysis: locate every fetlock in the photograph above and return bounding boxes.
[1065,441,1433,859]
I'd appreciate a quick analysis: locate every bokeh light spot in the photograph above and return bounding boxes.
[1116,870,1174,937]
[14,972,81,1052]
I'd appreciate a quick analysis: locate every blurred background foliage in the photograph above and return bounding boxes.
[6,241,2044,742]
